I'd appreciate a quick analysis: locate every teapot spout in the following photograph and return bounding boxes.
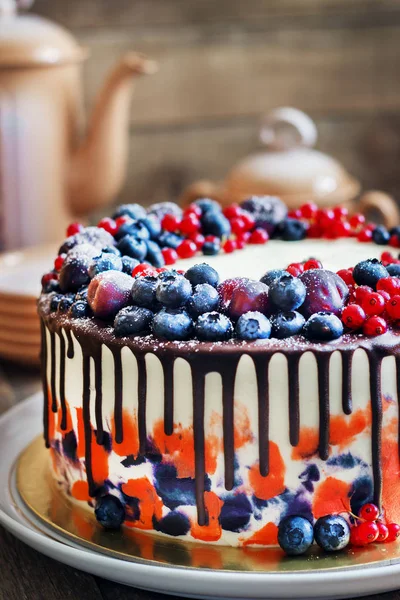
[68,53,157,215]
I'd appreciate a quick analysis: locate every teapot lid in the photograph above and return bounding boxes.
[224,108,360,205]
[0,0,87,67]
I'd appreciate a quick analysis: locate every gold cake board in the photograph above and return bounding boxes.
[13,436,400,574]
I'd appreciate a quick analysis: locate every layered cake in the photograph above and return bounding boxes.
[38,197,400,550]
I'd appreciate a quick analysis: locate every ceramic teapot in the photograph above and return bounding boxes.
[0,0,156,250]
[180,108,399,228]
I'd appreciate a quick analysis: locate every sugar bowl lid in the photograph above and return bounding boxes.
[0,0,87,68]
[224,108,360,207]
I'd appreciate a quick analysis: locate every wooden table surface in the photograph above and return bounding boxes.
[1,360,400,600]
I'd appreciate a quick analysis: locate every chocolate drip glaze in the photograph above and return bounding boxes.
[287,354,300,447]
[58,331,67,431]
[316,354,330,461]
[49,331,57,413]
[341,350,354,415]
[94,347,104,445]
[40,320,50,448]
[112,348,123,445]
[40,309,400,519]
[254,356,271,477]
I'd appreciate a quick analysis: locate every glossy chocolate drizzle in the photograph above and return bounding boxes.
[40,311,400,524]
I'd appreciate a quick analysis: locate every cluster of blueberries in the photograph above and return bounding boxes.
[278,514,350,555]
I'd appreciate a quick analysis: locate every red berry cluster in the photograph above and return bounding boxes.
[350,503,400,547]
[288,203,367,240]
[286,258,323,277]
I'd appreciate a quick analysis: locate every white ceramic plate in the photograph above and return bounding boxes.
[2,394,400,600]
[0,244,56,299]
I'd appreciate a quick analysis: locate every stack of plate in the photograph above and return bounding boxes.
[0,245,57,366]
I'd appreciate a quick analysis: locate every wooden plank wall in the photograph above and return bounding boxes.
[35,0,400,207]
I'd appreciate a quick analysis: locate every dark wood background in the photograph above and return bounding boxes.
[31,0,400,207]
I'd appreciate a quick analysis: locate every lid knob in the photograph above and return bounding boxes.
[0,0,34,16]
[260,107,318,151]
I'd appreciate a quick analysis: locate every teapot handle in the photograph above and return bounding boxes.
[260,107,318,151]
[358,191,400,230]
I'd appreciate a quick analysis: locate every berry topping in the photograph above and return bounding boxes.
[277,515,314,556]
[336,269,355,286]
[235,311,271,340]
[372,225,390,245]
[66,222,84,237]
[179,213,201,235]
[131,275,159,310]
[59,245,100,293]
[260,269,287,287]
[112,203,147,221]
[162,213,181,233]
[95,495,125,530]
[303,312,344,342]
[361,291,385,317]
[161,247,178,266]
[227,279,270,320]
[97,217,117,236]
[386,264,400,277]
[300,202,318,219]
[286,262,304,277]
[59,226,115,255]
[187,284,219,318]
[352,259,389,290]
[152,308,193,341]
[201,210,231,238]
[195,311,233,341]
[141,215,162,240]
[276,218,307,241]
[185,263,220,288]
[304,258,323,271]
[357,228,373,243]
[385,295,400,320]
[351,521,379,545]
[223,238,237,253]
[121,256,139,275]
[386,523,400,542]
[270,311,305,339]
[249,228,269,244]
[363,315,388,337]
[377,277,400,297]
[70,300,90,319]
[156,272,192,308]
[240,196,287,235]
[145,240,165,268]
[194,198,221,214]
[269,274,306,312]
[147,201,183,220]
[54,254,66,272]
[114,306,154,337]
[116,235,147,262]
[176,239,198,259]
[376,521,389,543]
[341,304,366,330]
[202,238,221,256]
[314,515,350,552]
[299,269,349,318]
[217,278,245,312]
[88,253,123,278]
[87,271,133,319]
[359,503,380,521]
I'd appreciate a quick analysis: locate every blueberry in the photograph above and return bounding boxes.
[187,284,219,318]
[95,494,125,530]
[156,272,192,308]
[121,256,139,275]
[185,263,220,288]
[269,274,306,311]
[352,258,389,289]
[276,218,307,241]
[387,263,400,277]
[202,239,221,256]
[260,269,287,287]
[314,515,350,552]
[235,311,271,340]
[70,300,90,318]
[102,245,121,256]
[240,196,287,235]
[278,515,314,556]
[304,312,343,342]
[140,215,162,240]
[148,201,183,220]
[145,240,165,268]
[372,225,390,245]
[270,311,305,339]
[157,231,184,249]
[112,203,147,221]
[195,311,233,341]
[50,293,64,312]
[114,220,150,242]
[116,235,147,262]
[114,306,154,336]
[88,253,123,278]
[75,286,89,301]
[390,226,400,237]
[152,308,193,341]
[42,278,60,294]
[58,227,115,254]
[201,211,231,238]
[58,296,74,312]
[59,249,98,292]
[194,198,221,214]
[131,275,159,309]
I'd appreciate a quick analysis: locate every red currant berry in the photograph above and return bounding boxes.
[377,277,400,297]
[288,209,302,219]
[381,251,395,265]
[300,202,318,219]
[54,254,66,272]
[162,214,181,232]
[241,212,256,231]
[204,234,219,243]
[249,228,269,244]
[156,267,168,274]
[349,213,366,229]
[223,239,237,254]
[350,526,364,547]
[230,217,246,235]
[306,223,323,239]
[189,232,205,249]
[390,234,400,248]
[41,272,57,286]
[66,222,84,237]
[286,262,304,277]
[304,258,323,270]
[341,304,366,330]
[379,290,391,302]
[184,203,202,218]
[161,248,178,266]
[132,263,158,277]
[177,239,197,258]
[386,523,400,542]
[363,316,388,336]
[356,521,379,544]
[376,521,389,543]
[179,214,200,235]
[331,220,351,238]
[97,217,117,236]
[337,269,355,285]
[223,204,242,220]
[361,292,385,317]
[357,228,373,242]
[385,295,400,320]
[333,205,349,220]
[317,208,335,230]
[354,285,374,304]
[359,503,380,521]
